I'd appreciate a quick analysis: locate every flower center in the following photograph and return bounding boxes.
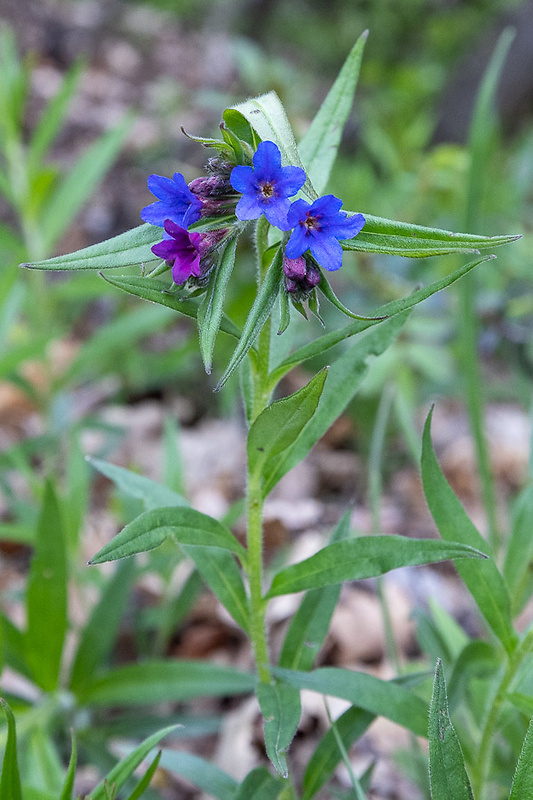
[302,212,321,234]
[259,181,276,199]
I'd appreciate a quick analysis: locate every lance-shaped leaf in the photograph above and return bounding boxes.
[503,483,533,615]
[58,733,77,800]
[267,536,486,597]
[198,236,238,373]
[257,681,301,778]
[247,369,327,482]
[79,660,255,707]
[101,275,242,340]
[26,480,67,692]
[421,409,517,653]
[0,700,22,800]
[21,223,161,271]
[217,246,283,389]
[342,229,518,258]
[264,311,409,494]
[270,254,494,383]
[89,507,247,565]
[235,768,282,800]
[273,666,428,736]
[157,750,237,800]
[360,213,520,249]
[87,456,188,511]
[428,660,474,800]
[299,31,368,194]
[225,91,317,200]
[509,718,533,800]
[124,751,161,800]
[279,511,351,672]
[185,545,250,631]
[87,725,178,800]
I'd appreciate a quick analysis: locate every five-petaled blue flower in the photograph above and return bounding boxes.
[285,195,365,271]
[141,173,203,228]
[230,141,306,230]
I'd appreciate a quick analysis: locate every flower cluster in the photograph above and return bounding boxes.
[142,140,364,290]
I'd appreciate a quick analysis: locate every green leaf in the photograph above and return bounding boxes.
[225,92,316,200]
[428,659,474,800]
[268,536,485,597]
[1,614,31,679]
[87,456,187,511]
[342,229,516,258]
[87,725,178,800]
[264,311,409,494]
[28,60,84,173]
[157,750,237,800]
[509,717,533,800]
[273,666,428,736]
[90,506,246,565]
[102,274,242,340]
[25,480,67,691]
[79,660,255,707]
[507,693,533,716]
[124,751,161,800]
[198,236,238,373]
[217,246,283,389]
[0,699,23,800]
[360,213,520,250]
[503,483,533,615]
[421,409,517,653]
[21,223,161,271]
[234,767,282,800]
[447,641,500,713]
[58,733,77,800]
[302,706,374,800]
[271,254,494,383]
[248,369,327,483]
[298,32,367,194]
[257,681,301,778]
[40,115,131,252]
[184,545,250,631]
[279,511,351,671]
[70,560,136,692]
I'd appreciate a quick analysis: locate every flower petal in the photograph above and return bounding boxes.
[230,165,255,193]
[253,140,282,181]
[309,235,344,271]
[287,198,311,228]
[285,225,310,259]
[276,165,306,197]
[235,193,263,221]
[325,212,366,240]
[263,198,291,231]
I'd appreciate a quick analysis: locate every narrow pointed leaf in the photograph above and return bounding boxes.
[185,545,250,631]
[26,480,67,691]
[279,511,351,671]
[342,230,513,258]
[268,537,485,597]
[510,718,533,800]
[271,254,494,383]
[87,725,178,800]
[89,507,246,565]
[234,767,282,800]
[79,660,255,707]
[225,91,317,200]
[217,246,283,389]
[503,483,533,615]
[360,213,520,248]
[273,667,428,736]
[0,699,23,800]
[58,733,77,800]
[158,750,237,800]
[198,236,238,373]
[21,223,161,271]
[264,311,409,494]
[257,681,301,778]
[428,660,474,800]
[421,409,517,652]
[70,560,136,692]
[124,751,161,800]
[101,274,242,339]
[299,31,368,193]
[41,115,131,251]
[248,369,327,481]
[87,456,187,511]
[318,271,385,321]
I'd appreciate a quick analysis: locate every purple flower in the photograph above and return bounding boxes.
[285,195,365,271]
[151,219,203,285]
[141,173,203,228]
[230,141,306,230]
[283,255,321,296]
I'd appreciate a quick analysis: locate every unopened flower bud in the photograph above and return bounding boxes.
[283,255,321,298]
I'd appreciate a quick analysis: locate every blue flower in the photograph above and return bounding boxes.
[285,195,365,271]
[141,173,203,228]
[230,141,306,230]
